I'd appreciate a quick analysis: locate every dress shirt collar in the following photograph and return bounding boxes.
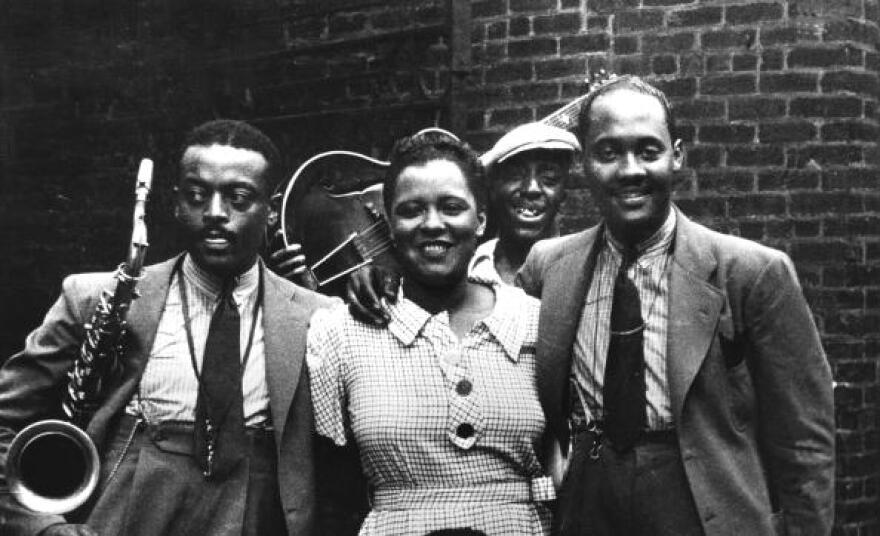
[387,280,528,363]
[604,206,677,264]
[182,254,260,304]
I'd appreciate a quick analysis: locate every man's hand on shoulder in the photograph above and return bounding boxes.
[40,524,98,536]
[345,265,399,326]
[266,228,319,290]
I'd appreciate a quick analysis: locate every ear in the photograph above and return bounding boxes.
[672,139,684,171]
[267,207,279,227]
[476,210,487,238]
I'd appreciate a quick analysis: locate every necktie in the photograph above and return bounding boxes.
[194,282,246,478]
[603,252,646,452]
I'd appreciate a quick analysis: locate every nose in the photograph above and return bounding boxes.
[521,173,542,197]
[420,207,444,233]
[204,192,229,221]
[620,152,647,178]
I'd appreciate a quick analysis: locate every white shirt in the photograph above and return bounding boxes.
[572,209,677,431]
[126,255,270,426]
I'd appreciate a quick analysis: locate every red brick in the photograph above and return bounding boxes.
[789,45,864,68]
[788,145,864,167]
[643,0,699,5]
[685,146,723,167]
[732,54,758,71]
[697,170,756,193]
[706,54,731,72]
[726,2,784,24]
[826,217,880,237]
[824,168,878,190]
[757,169,821,191]
[510,0,556,12]
[590,0,640,14]
[509,16,530,37]
[511,83,559,101]
[587,15,609,32]
[822,71,880,96]
[700,73,756,95]
[509,38,558,58]
[327,13,366,36]
[699,124,755,143]
[702,28,756,49]
[761,49,784,70]
[472,0,506,18]
[486,20,506,40]
[652,55,677,75]
[486,61,533,84]
[613,35,639,54]
[613,55,651,76]
[822,121,879,142]
[674,99,725,120]
[534,12,582,34]
[790,96,862,118]
[729,194,787,216]
[759,72,818,93]
[668,6,722,27]
[642,32,696,53]
[791,241,860,265]
[653,77,697,98]
[561,34,610,54]
[822,18,880,43]
[535,57,585,80]
[613,10,665,32]
[759,121,818,143]
[726,145,785,166]
[760,25,822,46]
[676,196,727,219]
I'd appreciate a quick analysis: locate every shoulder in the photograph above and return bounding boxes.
[529,227,599,265]
[680,216,790,273]
[265,268,339,313]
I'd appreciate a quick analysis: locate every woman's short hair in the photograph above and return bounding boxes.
[383,129,486,213]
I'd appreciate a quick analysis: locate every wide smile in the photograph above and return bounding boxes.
[613,185,653,207]
[418,241,453,259]
[511,203,548,223]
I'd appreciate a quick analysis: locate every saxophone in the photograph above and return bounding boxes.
[5,159,153,515]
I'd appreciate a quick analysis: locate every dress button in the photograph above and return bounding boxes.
[456,423,475,439]
[456,379,472,396]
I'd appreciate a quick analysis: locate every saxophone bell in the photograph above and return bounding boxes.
[5,420,100,514]
[5,158,152,514]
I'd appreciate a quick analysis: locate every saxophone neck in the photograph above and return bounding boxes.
[124,159,153,277]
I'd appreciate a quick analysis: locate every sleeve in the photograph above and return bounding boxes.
[0,277,86,535]
[515,243,544,298]
[745,253,835,535]
[306,306,350,447]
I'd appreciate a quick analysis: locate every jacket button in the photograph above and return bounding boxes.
[456,423,475,439]
[456,379,472,396]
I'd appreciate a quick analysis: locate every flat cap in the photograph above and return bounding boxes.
[480,122,581,169]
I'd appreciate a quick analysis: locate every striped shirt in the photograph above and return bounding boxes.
[308,281,553,535]
[125,255,270,426]
[572,208,676,431]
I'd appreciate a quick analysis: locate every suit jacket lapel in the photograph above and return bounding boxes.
[666,212,724,422]
[262,270,309,444]
[538,226,602,439]
[87,255,179,441]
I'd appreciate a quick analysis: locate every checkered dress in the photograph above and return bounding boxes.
[307,282,553,535]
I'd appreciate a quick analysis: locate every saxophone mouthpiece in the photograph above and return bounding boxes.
[136,158,154,194]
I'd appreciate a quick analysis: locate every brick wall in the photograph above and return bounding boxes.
[1,0,878,533]
[468,0,880,532]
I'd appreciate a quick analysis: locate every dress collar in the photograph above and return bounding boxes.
[386,280,529,363]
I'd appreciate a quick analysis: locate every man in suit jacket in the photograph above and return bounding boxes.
[517,76,834,535]
[0,120,334,536]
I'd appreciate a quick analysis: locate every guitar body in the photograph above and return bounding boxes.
[280,151,396,297]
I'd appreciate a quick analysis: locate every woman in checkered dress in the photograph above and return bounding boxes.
[307,130,554,535]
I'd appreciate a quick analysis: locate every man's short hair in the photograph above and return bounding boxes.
[576,75,678,145]
[180,119,283,193]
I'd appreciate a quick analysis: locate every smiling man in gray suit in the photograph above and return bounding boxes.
[518,76,835,536]
[0,120,334,536]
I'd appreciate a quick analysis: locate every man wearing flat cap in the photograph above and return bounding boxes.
[472,122,581,285]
